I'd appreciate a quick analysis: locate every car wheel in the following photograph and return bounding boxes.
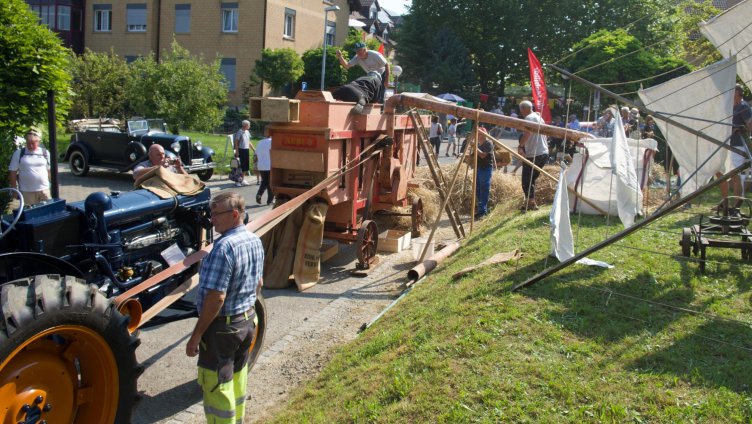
[195,156,214,181]
[69,150,89,177]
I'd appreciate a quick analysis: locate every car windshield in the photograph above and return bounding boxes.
[128,120,149,134]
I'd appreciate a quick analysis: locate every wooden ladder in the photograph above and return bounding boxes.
[408,110,466,239]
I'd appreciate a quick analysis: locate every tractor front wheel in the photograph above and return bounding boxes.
[0,275,141,424]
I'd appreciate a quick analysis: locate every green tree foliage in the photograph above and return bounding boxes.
[562,29,689,102]
[674,0,722,69]
[425,26,475,93]
[395,0,680,99]
[70,49,130,119]
[126,40,227,133]
[301,48,348,91]
[252,48,305,92]
[0,0,72,189]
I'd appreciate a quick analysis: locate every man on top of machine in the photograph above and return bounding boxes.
[330,71,383,114]
[336,41,390,106]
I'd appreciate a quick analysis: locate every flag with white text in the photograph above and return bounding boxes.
[528,48,552,124]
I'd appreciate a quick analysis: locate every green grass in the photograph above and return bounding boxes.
[268,194,752,423]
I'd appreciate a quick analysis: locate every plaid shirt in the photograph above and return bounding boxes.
[197,225,264,316]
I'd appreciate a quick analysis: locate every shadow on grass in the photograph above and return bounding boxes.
[515,267,752,393]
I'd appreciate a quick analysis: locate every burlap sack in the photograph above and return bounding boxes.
[262,207,303,289]
[293,202,328,291]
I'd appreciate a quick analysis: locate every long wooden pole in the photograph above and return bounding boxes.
[483,132,609,216]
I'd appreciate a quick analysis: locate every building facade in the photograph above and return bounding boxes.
[27,0,348,105]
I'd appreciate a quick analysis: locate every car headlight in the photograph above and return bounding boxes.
[194,140,203,150]
[170,141,181,153]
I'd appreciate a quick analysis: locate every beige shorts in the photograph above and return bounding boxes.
[6,189,51,214]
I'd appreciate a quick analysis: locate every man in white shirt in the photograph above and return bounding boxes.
[255,134,273,205]
[518,100,549,211]
[336,42,390,103]
[8,129,51,209]
[233,120,254,187]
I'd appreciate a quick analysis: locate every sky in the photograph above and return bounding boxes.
[378,0,411,16]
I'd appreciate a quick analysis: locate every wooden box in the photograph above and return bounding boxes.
[378,230,412,253]
[320,239,339,263]
[249,97,300,123]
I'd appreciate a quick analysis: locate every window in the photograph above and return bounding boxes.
[124,55,139,63]
[57,5,71,31]
[222,3,238,33]
[284,8,295,38]
[94,4,112,32]
[126,4,147,32]
[175,4,190,33]
[220,58,236,91]
[31,5,55,28]
[325,21,335,46]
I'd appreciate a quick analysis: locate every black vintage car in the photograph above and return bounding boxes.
[64,118,216,181]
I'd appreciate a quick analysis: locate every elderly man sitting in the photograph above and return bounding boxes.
[133,144,187,180]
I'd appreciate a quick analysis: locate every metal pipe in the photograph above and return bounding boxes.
[407,241,461,283]
[384,94,593,142]
[47,90,59,199]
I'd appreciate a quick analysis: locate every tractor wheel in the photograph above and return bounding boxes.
[411,198,424,238]
[356,220,379,268]
[0,275,141,424]
[680,228,692,257]
[69,150,89,177]
[196,157,214,181]
[248,294,267,370]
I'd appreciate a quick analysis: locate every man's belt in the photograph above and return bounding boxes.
[217,307,255,324]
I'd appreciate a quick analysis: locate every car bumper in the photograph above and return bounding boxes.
[184,162,216,172]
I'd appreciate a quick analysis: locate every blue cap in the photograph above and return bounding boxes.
[354,42,366,50]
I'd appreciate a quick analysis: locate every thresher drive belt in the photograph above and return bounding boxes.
[114,136,389,322]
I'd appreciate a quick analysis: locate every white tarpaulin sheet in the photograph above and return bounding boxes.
[700,0,752,91]
[610,109,642,227]
[638,57,736,196]
[566,137,658,217]
[551,164,614,268]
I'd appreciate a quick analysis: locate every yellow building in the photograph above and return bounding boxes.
[74,0,348,105]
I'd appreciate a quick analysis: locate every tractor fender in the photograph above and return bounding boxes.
[0,252,85,282]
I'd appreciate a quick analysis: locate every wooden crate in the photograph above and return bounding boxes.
[378,230,412,253]
[249,97,300,123]
[320,239,339,263]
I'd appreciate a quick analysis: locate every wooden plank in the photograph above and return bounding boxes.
[249,97,301,122]
[271,150,325,172]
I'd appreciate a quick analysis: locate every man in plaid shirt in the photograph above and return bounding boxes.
[186,191,264,423]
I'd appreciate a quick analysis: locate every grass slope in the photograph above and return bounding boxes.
[268,198,752,423]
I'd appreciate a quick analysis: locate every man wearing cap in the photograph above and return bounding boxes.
[7,129,51,209]
[627,108,641,139]
[336,42,390,103]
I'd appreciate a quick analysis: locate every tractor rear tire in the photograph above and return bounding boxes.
[0,275,141,424]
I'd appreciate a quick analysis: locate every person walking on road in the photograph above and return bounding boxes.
[428,115,443,156]
[7,128,51,210]
[518,100,549,211]
[186,191,264,424]
[234,120,255,187]
[255,133,273,205]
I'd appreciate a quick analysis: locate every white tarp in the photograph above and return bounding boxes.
[567,137,658,216]
[700,0,752,91]
[610,108,642,227]
[550,164,575,260]
[638,57,736,196]
[551,163,614,268]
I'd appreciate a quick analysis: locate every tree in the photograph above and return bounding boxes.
[395,0,681,99]
[0,0,71,189]
[562,29,689,103]
[301,48,348,91]
[674,0,723,70]
[70,49,130,119]
[126,40,227,133]
[252,48,305,93]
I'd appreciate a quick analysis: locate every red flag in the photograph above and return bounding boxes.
[378,43,385,55]
[527,48,552,124]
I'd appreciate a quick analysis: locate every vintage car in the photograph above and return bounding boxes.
[64,118,216,181]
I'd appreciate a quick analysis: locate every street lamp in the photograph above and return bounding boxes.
[392,65,403,94]
[321,5,340,91]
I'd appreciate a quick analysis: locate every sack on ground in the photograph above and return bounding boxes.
[293,202,328,291]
